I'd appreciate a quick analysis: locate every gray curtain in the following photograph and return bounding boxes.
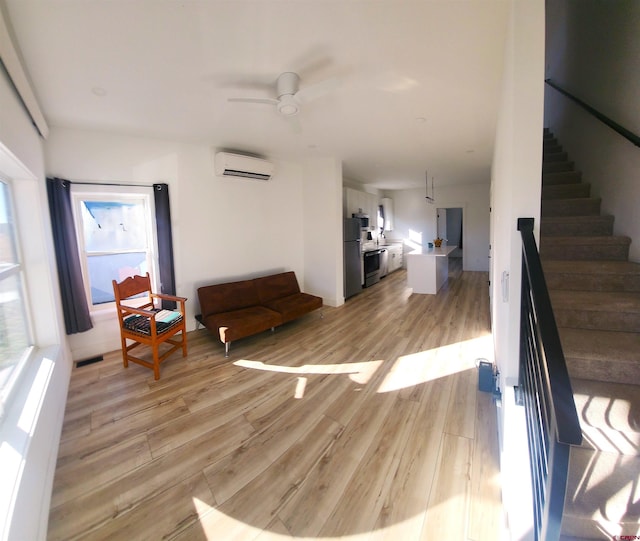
[46,177,93,334]
[153,183,176,309]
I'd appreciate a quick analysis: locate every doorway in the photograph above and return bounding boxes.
[437,207,463,269]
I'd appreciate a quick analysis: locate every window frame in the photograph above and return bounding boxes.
[0,176,35,418]
[70,184,160,314]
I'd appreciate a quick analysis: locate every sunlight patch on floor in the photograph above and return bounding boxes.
[192,497,377,540]
[377,334,493,393]
[234,359,384,385]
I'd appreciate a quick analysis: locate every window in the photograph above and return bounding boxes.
[72,186,159,310]
[0,179,34,403]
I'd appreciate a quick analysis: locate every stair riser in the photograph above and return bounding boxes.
[543,143,563,154]
[543,138,556,147]
[541,244,630,261]
[554,309,640,333]
[542,183,591,200]
[542,171,582,185]
[542,198,601,217]
[541,217,614,236]
[544,273,640,292]
[544,152,569,163]
[543,161,574,173]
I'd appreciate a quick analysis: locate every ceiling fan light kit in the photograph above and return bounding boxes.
[228,70,334,119]
[277,94,299,116]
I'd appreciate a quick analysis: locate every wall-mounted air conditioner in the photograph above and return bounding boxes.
[214,152,275,181]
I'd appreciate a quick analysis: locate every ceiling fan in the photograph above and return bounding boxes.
[227,71,337,117]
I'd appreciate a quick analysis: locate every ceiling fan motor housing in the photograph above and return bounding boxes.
[276,72,300,97]
[276,72,301,116]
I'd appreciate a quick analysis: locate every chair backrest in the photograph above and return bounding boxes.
[113,273,153,305]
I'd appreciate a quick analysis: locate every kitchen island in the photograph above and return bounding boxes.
[406,245,457,294]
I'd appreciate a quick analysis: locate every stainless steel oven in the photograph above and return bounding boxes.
[363,249,381,287]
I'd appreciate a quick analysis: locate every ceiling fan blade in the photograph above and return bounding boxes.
[228,97,278,105]
[286,115,302,134]
[288,45,334,80]
[294,76,341,104]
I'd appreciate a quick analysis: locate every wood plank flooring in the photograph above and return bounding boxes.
[48,260,502,540]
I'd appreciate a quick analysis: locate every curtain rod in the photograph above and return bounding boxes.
[49,177,163,189]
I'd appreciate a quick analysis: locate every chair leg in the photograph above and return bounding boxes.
[121,335,129,368]
[152,343,160,380]
[181,331,188,357]
[225,342,230,358]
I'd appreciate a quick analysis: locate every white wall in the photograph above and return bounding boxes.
[490,2,545,538]
[383,182,491,272]
[303,157,344,306]
[0,68,71,541]
[545,0,640,263]
[44,127,341,360]
[490,0,545,389]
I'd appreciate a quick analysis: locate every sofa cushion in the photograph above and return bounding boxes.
[254,271,301,305]
[198,279,260,319]
[262,292,323,324]
[202,306,282,344]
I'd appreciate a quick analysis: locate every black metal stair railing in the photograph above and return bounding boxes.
[545,79,640,148]
[517,217,582,541]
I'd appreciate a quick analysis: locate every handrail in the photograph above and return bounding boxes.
[545,79,640,148]
[517,217,582,541]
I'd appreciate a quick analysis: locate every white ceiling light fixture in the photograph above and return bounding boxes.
[228,71,337,119]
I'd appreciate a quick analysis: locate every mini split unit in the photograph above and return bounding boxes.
[214,152,275,181]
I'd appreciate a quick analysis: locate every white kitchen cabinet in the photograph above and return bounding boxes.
[406,246,457,294]
[344,187,365,219]
[344,188,379,230]
[387,245,403,273]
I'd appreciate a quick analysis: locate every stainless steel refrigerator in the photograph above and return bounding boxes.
[344,218,362,298]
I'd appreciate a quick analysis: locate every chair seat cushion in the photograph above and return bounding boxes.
[123,311,183,335]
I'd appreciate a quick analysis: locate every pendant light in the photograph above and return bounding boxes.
[425,170,435,204]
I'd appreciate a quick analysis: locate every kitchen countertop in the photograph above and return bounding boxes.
[407,245,457,257]
[361,242,403,253]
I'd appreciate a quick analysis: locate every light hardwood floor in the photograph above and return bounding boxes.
[48,260,503,540]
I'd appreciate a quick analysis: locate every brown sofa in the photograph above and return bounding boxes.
[197,271,323,356]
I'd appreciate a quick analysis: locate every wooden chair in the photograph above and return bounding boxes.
[112,273,187,380]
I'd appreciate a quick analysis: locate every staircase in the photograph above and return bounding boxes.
[540,130,640,540]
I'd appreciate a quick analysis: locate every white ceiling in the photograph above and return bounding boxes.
[4,0,510,190]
